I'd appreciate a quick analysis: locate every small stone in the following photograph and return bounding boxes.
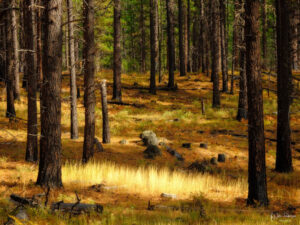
[94,138,104,152]
[133,82,139,86]
[140,130,159,146]
[200,143,208,149]
[143,145,161,159]
[197,130,205,134]
[210,157,218,165]
[119,139,128,145]
[218,154,226,162]
[173,118,179,122]
[161,193,177,199]
[182,143,191,148]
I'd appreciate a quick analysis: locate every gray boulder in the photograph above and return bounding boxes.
[143,145,161,159]
[200,143,208,149]
[119,139,128,145]
[140,130,159,146]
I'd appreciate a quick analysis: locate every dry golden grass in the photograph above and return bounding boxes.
[62,160,247,201]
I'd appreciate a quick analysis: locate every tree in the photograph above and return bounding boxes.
[24,0,38,162]
[211,0,220,108]
[82,0,96,163]
[67,0,79,139]
[11,0,19,100]
[37,0,63,188]
[166,0,175,89]
[261,0,267,69]
[150,0,158,94]
[275,0,293,173]
[140,0,146,73]
[113,0,122,102]
[178,0,186,76]
[220,0,228,92]
[4,0,16,119]
[245,0,268,206]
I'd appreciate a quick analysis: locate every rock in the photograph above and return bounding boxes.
[143,145,161,159]
[173,118,179,122]
[187,161,212,174]
[197,130,205,134]
[159,142,167,147]
[140,130,159,146]
[210,157,218,165]
[182,143,191,148]
[119,139,128,145]
[5,209,29,225]
[133,82,139,87]
[218,154,226,162]
[199,143,208,149]
[94,138,104,152]
[161,193,177,199]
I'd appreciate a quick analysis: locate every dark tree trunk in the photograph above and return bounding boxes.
[150,0,158,94]
[220,0,228,92]
[113,0,122,101]
[158,0,163,83]
[82,0,96,163]
[275,0,293,173]
[140,0,146,73]
[5,0,16,119]
[36,0,43,90]
[100,80,110,143]
[67,0,79,140]
[178,0,186,76]
[290,2,298,70]
[187,0,191,72]
[261,0,267,69]
[24,0,38,162]
[166,0,175,89]
[245,0,268,206]
[211,0,220,108]
[230,0,238,94]
[37,0,63,188]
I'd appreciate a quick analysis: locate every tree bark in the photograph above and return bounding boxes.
[24,0,38,162]
[261,0,267,69]
[166,0,175,89]
[245,0,268,206]
[290,2,298,70]
[100,80,110,143]
[150,0,158,94]
[5,0,16,119]
[82,0,96,163]
[37,0,63,188]
[220,0,228,92]
[67,0,79,140]
[113,0,122,101]
[178,0,186,76]
[140,0,146,73]
[275,0,293,173]
[211,0,220,108]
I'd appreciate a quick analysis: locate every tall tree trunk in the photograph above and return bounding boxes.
[5,0,16,119]
[261,0,267,69]
[150,0,158,94]
[245,0,268,206]
[220,0,228,92]
[140,0,146,73]
[187,0,191,72]
[11,0,20,100]
[166,0,175,89]
[25,0,38,162]
[113,0,122,101]
[230,0,238,94]
[158,0,163,83]
[37,0,63,188]
[275,0,293,173]
[211,0,220,108]
[82,0,96,163]
[36,0,43,90]
[67,0,79,140]
[178,0,186,76]
[290,3,298,70]
[100,80,110,143]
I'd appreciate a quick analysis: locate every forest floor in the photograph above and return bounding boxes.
[0,70,300,224]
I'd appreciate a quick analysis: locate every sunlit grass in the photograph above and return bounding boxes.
[62,160,247,201]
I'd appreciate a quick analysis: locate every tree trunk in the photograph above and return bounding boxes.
[140,0,146,73]
[275,0,293,173]
[11,0,20,100]
[150,0,158,94]
[36,0,43,90]
[158,0,163,83]
[178,0,186,76]
[100,80,110,143]
[220,0,228,92]
[261,0,267,69]
[113,0,122,101]
[187,0,191,72]
[24,0,38,162]
[230,0,238,94]
[67,0,79,140]
[166,0,175,89]
[5,0,16,119]
[211,0,220,108]
[290,2,298,70]
[245,0,268,206]
[37,0,63,188]
[82,0,96,163]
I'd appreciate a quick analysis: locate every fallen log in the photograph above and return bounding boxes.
[51,201,103,215]
[10,194,40,207]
